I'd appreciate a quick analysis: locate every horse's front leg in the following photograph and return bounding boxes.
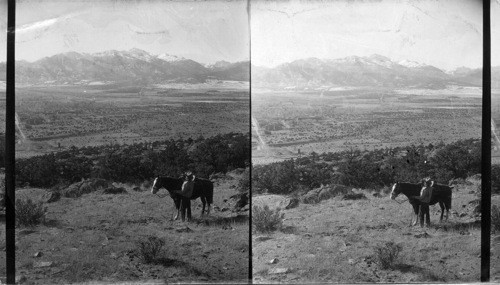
[207,203,211,216]
[201,200,206,216]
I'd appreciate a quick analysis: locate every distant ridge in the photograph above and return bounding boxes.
[0,48,249,85]
[252,54,483,89]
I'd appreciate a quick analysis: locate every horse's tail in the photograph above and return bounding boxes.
[445,190,452,210]
[206,180,214,204]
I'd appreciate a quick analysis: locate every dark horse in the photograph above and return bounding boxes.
[151,176,214,221]
[390,181,452,226]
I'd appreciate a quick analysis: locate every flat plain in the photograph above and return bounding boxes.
[14,83,249,158]
[252,86,481,165]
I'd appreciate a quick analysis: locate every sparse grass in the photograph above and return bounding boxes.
[252,205,284,233]
[135,236,166,264]
[492,205,500,234]
[15,198,47,227]
[373,241,403,270]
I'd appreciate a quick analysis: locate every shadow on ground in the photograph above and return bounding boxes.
[193,215,248,227]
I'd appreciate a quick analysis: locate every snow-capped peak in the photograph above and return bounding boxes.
[398,59,426,68]
[157,53,185,62]
[127,48,154,62]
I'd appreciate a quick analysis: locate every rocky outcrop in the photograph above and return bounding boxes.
[62,179,111,198]
[301,184,351,204]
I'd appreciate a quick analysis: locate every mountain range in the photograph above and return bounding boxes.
[0,48,249,85]
[252,54,485,89]
[0,51,497,88]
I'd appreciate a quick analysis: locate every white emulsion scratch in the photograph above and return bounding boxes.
[252,116,268,150]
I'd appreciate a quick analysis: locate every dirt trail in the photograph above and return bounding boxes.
[253,181,482,283]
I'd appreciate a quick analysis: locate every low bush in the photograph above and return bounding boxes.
[136,236,165,264]
[373,241,402,269]
[492,205,500,234]
[252,205,284,233]
[16,198,47,227]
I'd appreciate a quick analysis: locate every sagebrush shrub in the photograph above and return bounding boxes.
[136,236,165,264]
[373,241,402,269]
[252,205,284,233]
[492,205,500,234]
[15,198,47,227]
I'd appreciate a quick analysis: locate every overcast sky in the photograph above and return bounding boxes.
[0,0,249,64]
[251,0,484,71]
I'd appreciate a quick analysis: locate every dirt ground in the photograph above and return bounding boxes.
[1,171,249,284]
[252,177,483,283]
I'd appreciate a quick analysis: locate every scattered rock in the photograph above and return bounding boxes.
[103,187,127,194]
[232,193,248,211]
[42,191,61,203]
[221,207,229,212]
[254,236,272,242]
[285,197,299,209]
[33,252,42,258]
[62,179,111,198]
[15,275,27,284]
[459,212,467,218]
[268,258,279,264]
[348,258,356,265]
[301,184,351,204]
[268,268,290,275]
[342,192,367,200]
[33,261,53,268]
[18,229,36,236]
[414,232,431,238]
[176,226,193,233]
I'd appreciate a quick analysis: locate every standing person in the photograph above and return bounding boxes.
[414,179,433,227]
[176,172,195,222]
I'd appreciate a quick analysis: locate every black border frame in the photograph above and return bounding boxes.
[3,0,493,283]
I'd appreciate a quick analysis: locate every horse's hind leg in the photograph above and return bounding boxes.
[187,199,192,221]
[173,198,181,220]
[200,197,206,216]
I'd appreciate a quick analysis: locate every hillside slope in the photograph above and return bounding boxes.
[252,178,482,283]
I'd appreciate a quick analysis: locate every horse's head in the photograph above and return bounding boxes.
[390,182,400,200]
[151,177,160,194]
